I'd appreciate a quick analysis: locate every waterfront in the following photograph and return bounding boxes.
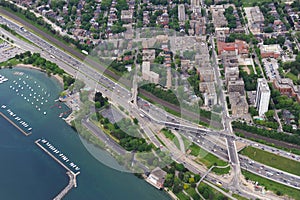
[0,67,170,200]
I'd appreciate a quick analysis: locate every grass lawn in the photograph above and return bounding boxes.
[197,182,227,199]
[188,143,230,175]
[176,192,190,200]
[242,170,300,200]
[90,118,120,143]
[0,58,21,67]
[286,72,298,82]
[181,135,191,151]
[161,129,175,140]
[189,143,202,156]
[161,129,181,149]
[185,188,200,200]
[240,146,300,176]
[173,137,181,150]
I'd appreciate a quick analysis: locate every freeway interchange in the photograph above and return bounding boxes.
[1,14,300,199]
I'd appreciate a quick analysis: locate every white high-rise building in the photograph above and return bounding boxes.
[255,78,270,116]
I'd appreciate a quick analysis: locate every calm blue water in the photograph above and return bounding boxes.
[0,67,170,200]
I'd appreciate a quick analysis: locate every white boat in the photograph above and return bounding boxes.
[43,112,46,115]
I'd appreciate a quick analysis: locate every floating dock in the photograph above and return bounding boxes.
[35,139,80,200]
[0,111,32,136]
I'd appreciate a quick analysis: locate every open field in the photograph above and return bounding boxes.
[240,146,300,176]
[189,144,230,174]
[242,170,300,200]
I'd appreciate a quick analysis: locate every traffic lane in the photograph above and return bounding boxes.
[237,138,300,162]
[82,118,126,155]
[240,157,300,189]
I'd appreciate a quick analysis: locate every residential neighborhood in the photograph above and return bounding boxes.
[1,0,300,199]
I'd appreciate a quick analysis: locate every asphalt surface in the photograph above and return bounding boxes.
[0,8,220,128]
[1,12,300,199]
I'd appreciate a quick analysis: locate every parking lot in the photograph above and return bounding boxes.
[0,38,24,62]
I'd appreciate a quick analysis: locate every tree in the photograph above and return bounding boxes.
[95,101,101,109]
[133,118,139,125]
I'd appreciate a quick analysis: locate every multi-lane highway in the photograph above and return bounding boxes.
[1,13,300,199]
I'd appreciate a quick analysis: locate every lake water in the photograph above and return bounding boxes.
[0,67,170,200]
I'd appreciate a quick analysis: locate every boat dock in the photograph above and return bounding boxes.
[0,111,31,136]
[35,139,80,200]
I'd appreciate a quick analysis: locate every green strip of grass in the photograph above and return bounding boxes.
[235,132,300,155]
[197,182,227,200]
[0,58,21,67]
[286,72,298,82]
[185,188,200,200]
[176,191,190,200]
[241,0,273,7]
[240,146,300,176]
[189,143,230,175]
[242,169,300,199]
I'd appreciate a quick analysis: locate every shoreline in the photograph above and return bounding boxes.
[13,64,64,87]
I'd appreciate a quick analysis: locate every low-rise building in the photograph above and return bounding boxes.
[200,82,218,106]
[273,78,300,102]
[142,61,159,84]
[146,167,167,189]
[210,5,228,28]
[198,67,215,82]
[143,49,156,62]
[225,66,239,83]
[217,40,249,56]
[229,92,249,117]
[228,79,245,95]
[215,27,230,42]
[260,44,281,59]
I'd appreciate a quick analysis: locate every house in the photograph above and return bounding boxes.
[121,10,133,23]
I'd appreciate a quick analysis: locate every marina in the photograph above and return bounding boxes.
[0,74,8,84]
[0,105,32,136]
[35,138,80,175]
[8,76,50,115]
[35,138,80,200]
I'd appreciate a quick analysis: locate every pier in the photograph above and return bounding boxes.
[0,111,32,136]
[53,172,76,200]
[35,139,80,200]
